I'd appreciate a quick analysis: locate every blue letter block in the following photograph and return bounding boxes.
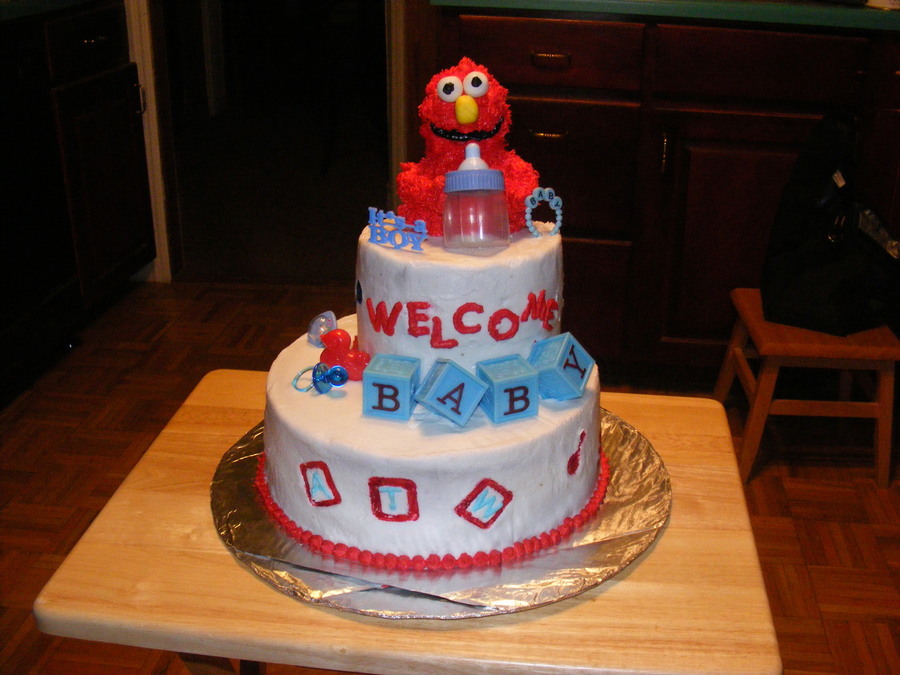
[528,333,595,400]
[363,354,420,421]
[415,359,487,426]
[476,355,539,423]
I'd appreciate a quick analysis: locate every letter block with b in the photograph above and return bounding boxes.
[528,332,595,400]
[362,354,420,420]
[476,355,539,423]
[415,359,487,426]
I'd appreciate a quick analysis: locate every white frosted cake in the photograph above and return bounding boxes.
[257,228,607,571]
[255,57,607,572]
[357,229,562,374]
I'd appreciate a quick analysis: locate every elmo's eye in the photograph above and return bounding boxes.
[436,76,463,102]
[463,71,489,97]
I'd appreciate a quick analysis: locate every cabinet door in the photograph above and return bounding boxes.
[562,238,631,360]
[507,98,639,359]
[507,97,640,239]
[629,108,821,365]
[860,38,900,234]
[1,32,78,327]
[1,23,84,403]
[52,62,154,307]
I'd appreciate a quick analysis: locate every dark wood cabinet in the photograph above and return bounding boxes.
[434,9,900,368]
[509,98,639,361]
[440,15,646,362]
[507,97,641,240]
[1,0,154,404]
[632,108,820,363]
[53,61,154,307]
[455,16,644,92]
[651,24,868,106]
[0,30,82,403]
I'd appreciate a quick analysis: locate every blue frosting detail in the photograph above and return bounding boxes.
[414,359,488,426]
[367,207,428,252]
[362,354,421,421]
[476,354,539,423]
[528,333,595,400]
[524,188,563,237]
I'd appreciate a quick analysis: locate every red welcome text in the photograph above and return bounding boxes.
[364,291,558,349]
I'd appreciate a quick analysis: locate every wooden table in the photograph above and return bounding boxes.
[34,370,781,674]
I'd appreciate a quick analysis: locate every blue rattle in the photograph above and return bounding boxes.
[524,187,563,237]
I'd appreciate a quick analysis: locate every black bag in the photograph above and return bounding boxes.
[760,113,900,336]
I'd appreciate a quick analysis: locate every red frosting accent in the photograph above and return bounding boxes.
[487,308,519,342]
[407,301,431,337]
[453,303,484,334]
[520,290,559,331]
[454,477,514,529]
[429,316,459,349]
[365,299,402,336]
[255,447,611,571]
[320,329,371,381]
[299,460,341,506]
[368,476,420,522]
[568,430,587,476]
[364,295,556,345]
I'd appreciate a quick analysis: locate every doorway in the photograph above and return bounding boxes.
[161,0,389,284]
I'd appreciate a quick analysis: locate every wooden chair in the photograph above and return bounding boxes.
[714,288,900,487]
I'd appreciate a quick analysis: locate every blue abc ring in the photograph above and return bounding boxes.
[524,187,563,237]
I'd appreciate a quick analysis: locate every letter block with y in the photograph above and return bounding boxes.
[528,332,595,400]
[415,359,487,426]
[476,355,539,423]
[362,354,420,420]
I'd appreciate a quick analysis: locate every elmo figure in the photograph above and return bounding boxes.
[396,57,539,236]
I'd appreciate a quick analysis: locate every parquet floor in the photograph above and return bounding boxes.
[1,281,898,674]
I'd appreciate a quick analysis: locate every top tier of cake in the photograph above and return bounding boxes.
[355,228,563,374]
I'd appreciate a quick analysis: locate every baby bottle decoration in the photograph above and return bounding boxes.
[442,142,510,249]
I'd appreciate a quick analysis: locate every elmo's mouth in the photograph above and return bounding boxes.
[430,117,504,143]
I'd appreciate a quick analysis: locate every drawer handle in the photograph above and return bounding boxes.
[82,35,109,48]
[660,133,669,174]
[530,52,571,70]
[529,130,567,142]
[135,83,147,115]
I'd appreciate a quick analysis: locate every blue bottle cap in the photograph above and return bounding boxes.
[444,142,505,193]
[444,168,505,193]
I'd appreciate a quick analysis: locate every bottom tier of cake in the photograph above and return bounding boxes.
[261,315,605,568]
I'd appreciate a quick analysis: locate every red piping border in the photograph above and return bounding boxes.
[255,448,610,571]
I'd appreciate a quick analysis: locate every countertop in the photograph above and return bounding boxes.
[34,369,781,674]
[0,0,99,22]
[432,0,900,31]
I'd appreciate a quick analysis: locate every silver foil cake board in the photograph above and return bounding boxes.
[211,409,671,619]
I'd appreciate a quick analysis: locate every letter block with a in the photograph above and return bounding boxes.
[415,359,487,426]
[362,354,420,420]
[476,355,539,423]
[528,332,595,400]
